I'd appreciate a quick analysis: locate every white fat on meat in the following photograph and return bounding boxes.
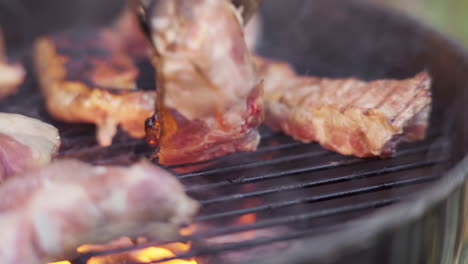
[0,113,60,181]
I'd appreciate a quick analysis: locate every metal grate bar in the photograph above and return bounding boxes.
[126,199,399,264]
[179,149,331,179]
[60,140,147,157]
[257,131,283,140]
[186,144,443,192]
[198,159,442,206]
[191,198,399,239]
[159,227,343,263]
[254,141,303,152]
[194,174,439,222]
[131,224,345,264]
[176,133,443,176]
[73,198,397,264]
[165,141,304,170]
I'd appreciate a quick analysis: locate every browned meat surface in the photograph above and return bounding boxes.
[0,159,199,264]
[34,11,156,146]
[147,0,263,165]
[0,30,25,99]
[0,113,60,182]
[256,57,432,157]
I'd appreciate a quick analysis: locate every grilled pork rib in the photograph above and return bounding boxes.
[0,113,60,181]
[256,57,431,157]
[147,0,263,165]
[0,159,199,264]
[34,11,156,146]
[0,31,25,99]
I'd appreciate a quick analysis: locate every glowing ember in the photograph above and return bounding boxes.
[179,225,195,236]
[237,213,257,225]
[49,239,198,264]
[134,243,197,264]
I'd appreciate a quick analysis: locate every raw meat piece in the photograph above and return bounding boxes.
[0,159,199,264]
[256,57,431,157]
[0,113,60,181]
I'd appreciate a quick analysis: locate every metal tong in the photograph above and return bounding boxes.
[231,0,263,23]
[139,0,263,25]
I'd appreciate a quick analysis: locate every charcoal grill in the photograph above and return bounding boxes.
[1,0,468,263]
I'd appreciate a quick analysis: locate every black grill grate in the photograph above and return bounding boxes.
[0,65,450,264]
[64,128,448,264]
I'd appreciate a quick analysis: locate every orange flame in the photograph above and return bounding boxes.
[49,232,198,264]
[233,213,257,241]
[133,242,197,264]
[179,225,195,236]
[237,213,257,225]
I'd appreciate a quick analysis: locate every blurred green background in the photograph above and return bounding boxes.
[374,0,468,45]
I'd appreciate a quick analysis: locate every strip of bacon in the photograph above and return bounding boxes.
[34,10,156,146]
[147,0,263,165]
[0,159,199,264]
[0,30,25,99]
[256,57,431,157]
[0,113,60,182]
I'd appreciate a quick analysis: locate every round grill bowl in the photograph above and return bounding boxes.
[0,0,467,264]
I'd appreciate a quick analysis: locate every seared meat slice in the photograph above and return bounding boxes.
[0,31,25,99]
[0,113,60,181]
[0,159,199,264]
[34,11,156,146]
[147,0,263,165]
[256,57,431,157]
